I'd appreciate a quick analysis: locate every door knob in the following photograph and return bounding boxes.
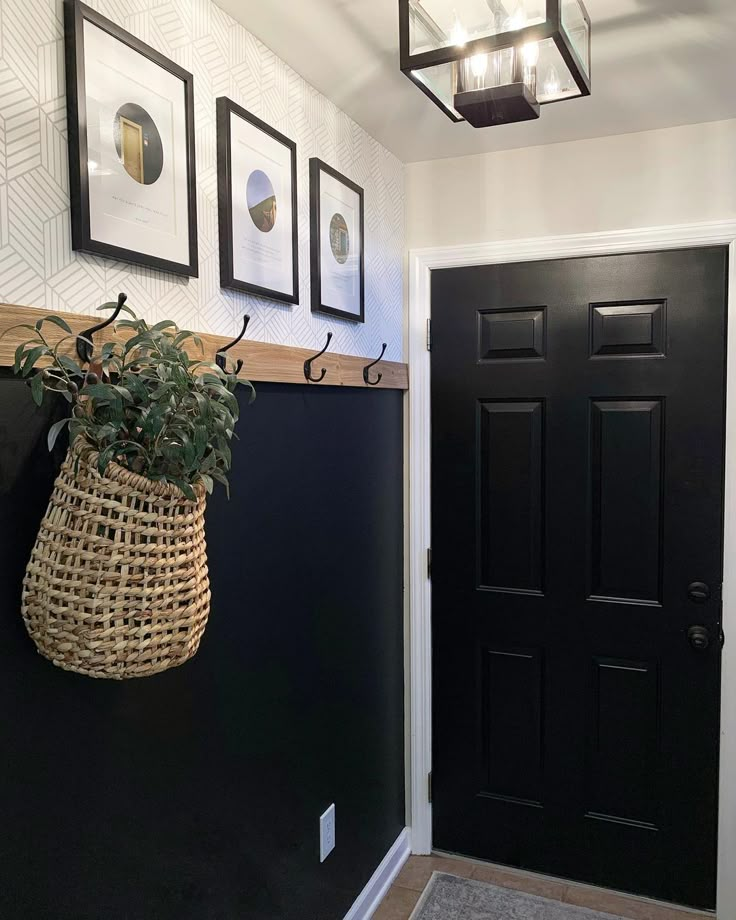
[688,625,711,651]
[687,581,711,603]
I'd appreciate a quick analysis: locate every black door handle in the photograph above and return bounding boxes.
[687,581,711,603]
[688,625,711,651]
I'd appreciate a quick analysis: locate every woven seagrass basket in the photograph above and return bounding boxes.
[21,439,211,679]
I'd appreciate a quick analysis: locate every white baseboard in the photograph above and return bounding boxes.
[343,827,412,920]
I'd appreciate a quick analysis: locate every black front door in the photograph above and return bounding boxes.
[431,249,727,909]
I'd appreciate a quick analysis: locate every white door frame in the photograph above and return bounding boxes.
[408,219,736,917]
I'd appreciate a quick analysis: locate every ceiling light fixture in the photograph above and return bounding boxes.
[400,0,591,129]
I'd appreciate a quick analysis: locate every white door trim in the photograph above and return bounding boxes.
[407,218,736,918]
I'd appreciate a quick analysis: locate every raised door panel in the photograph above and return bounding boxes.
[587,657,661,830]
[481,647,544,806]
[478,400,544,594]
[589,400,663,605]
[478,307,546,361]
[590,302,665,357]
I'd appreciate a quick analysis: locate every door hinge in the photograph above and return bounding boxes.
[427,547,432,580]
[426,318,432,351]
[428,771,433,804]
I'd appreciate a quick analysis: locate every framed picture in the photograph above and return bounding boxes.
[64,0,198,276]
[309,159,365,323]
[216,98,298,304]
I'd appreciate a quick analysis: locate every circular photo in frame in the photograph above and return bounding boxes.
[113,103,164,185]
[247,169,277,233]
[329,213,349,264]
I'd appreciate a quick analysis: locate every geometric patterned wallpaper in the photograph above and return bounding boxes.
[0,0,405,361]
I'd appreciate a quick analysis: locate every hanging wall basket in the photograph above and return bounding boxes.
[22,439,211,680]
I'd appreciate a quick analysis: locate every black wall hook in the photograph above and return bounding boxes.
[77,292,127,363]
[363,342,387,386]
[216,314,250,375]
[304,332,333,383]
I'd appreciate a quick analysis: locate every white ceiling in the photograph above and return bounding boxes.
[216,0,736,163]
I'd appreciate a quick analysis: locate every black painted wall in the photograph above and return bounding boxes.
[0,374,405,920]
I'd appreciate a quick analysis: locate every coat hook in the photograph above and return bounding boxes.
[363,342,387,386]
[304,332,333,383]
[76,292,127,363]
[216,314,250,375]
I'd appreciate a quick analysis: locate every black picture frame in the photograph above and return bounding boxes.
[64,0,198,277]
[216,97,299,304]
[309,158,365,324]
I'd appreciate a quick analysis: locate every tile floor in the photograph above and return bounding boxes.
[373,855,714,920]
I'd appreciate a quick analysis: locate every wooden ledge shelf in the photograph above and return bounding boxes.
[0,303,408,391]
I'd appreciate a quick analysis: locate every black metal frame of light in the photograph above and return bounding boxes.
[399,0,591,124]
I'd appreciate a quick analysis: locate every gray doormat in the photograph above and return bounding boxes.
[410,873,625,920]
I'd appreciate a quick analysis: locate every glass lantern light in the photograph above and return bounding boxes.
[399,0,591,128]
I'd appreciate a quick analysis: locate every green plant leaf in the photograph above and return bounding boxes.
[200,451,216,473]
[0,323,39,341]
[14,304,252,496]
[14,341,28,372]
[30,372,44,406]
[57,354,84,376]
[81,383,119,401]
[193,425,207,457]
[103,356,124,376]
[97,440,146,476]
[97,445,115,476]
[47,417,70,451]
[111,385,133,403]
[98,300,136,318]
[22,345,49,376]
[123,331,154,354]
[210,467,231,500]
[151,382,176,401]
[242,379,256,404]
[170,477,196,501]
[95,422,121,442]
[181,433,195,468]
[173,330,197,347]
[38,315,73,334]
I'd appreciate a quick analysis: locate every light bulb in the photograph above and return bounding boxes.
[470,53,488,80]
[450,12,467,46]
[543,64,561,97]
[522,41,539,66]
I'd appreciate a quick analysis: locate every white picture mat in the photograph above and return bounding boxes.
[84,20,190,265]
[230,112,294,297]
[319,171,361,316]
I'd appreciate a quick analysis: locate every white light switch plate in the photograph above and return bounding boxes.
[319,803,336,862]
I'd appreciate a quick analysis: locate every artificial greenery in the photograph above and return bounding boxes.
[4,299,254,499]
